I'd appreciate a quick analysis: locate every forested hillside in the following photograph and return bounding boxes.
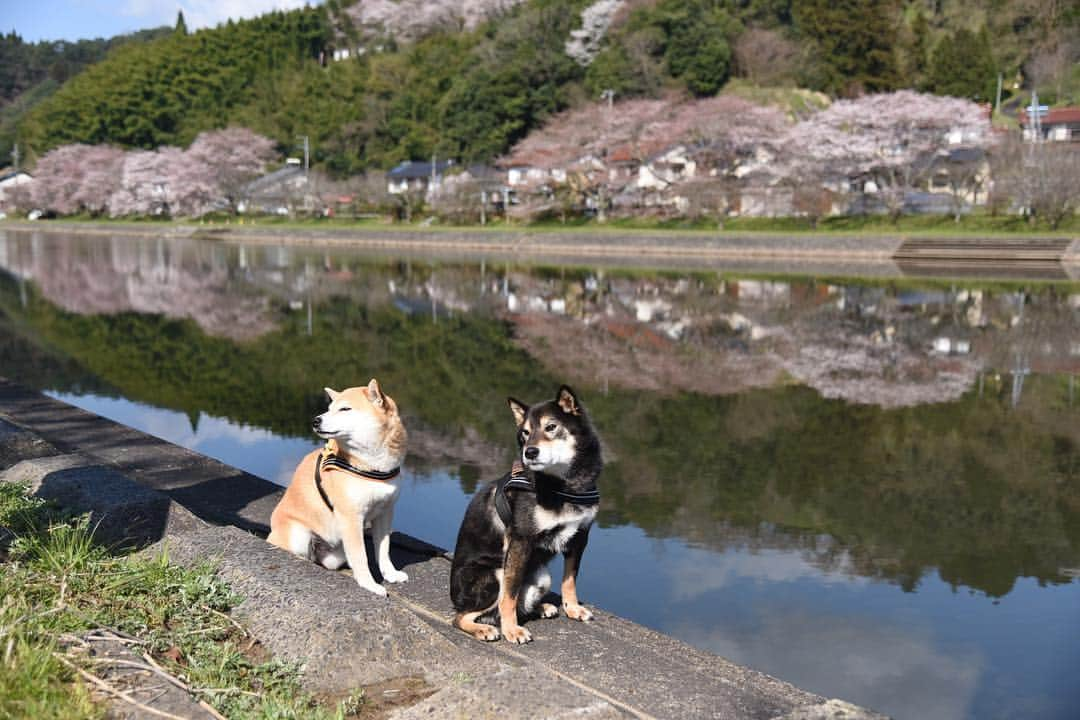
[10,0,1080,175]
[0,27,172,166]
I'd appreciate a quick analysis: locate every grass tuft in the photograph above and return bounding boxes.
[0,482,365,719]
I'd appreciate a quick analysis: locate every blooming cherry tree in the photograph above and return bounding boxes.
[108,149,169,217]
[29,144,125,216]
[502,94,790,217]
[779,91,991,218]
[184,128,278,213]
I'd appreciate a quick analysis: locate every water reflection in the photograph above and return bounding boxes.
[1,228,1078,719]
[2,230,1077,409]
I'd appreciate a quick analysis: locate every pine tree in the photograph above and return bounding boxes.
[792,0,899,96]
[927,27,996,102]
[908,11,930,89]
[175,11,188,36]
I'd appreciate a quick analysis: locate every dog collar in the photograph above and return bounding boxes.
[313,449,401,512]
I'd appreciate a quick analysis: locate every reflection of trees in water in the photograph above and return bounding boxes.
[0,273,111,394]
[2,231,1076,410]
[0,232,277,340]
[502,273,1079,409]
[2,231,1079,597]
[593,381,1080,597]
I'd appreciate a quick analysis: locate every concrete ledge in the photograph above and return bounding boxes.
[0,417,61,470]
[0,379,888,719]
[157,524,495,695]
[1,453,206,548]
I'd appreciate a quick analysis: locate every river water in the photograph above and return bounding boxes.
[0,228,1077,719]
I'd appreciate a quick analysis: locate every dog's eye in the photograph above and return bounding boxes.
[339,407,352,412]
[544,423,557,433]
[521,428,530,437]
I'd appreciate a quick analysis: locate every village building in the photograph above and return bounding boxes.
[387,160,454,197]
[238,165,313,215]
[0,169,32,213]
[1019,107,1080,142]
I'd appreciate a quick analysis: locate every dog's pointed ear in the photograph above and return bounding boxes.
[507,397,528,427]
[324,387,340,402]
[366,378,384,407]
[557,385,581,415]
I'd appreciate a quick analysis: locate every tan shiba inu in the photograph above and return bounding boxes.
[268,379,408,596]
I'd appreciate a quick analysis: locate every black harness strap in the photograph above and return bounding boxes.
[494,471,531,526]
[314,461,335,511]
[313,450,401,512]
[493,468,599,526]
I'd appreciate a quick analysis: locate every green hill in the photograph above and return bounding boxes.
[9,0,1079,174]
[0,27,173,167]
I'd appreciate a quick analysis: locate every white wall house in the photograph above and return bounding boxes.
[0,171,32,211]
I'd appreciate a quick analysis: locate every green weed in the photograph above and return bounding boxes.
[0,484,364,719]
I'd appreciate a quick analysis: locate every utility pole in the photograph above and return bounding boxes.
[430,153,437,208]
[1029,90,1043,143]
[601,88,615,114]
[296,135,310,176]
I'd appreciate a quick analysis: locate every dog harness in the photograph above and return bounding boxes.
[493,462,601,526]
[313,447,400,512]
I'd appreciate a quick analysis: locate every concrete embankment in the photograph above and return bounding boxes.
[9,219,1080,279]
[0,379,888,719]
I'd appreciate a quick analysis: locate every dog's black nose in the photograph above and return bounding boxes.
[312,416,321,429]
[524,446,539,460]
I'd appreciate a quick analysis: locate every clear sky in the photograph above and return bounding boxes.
[2,1,322,43]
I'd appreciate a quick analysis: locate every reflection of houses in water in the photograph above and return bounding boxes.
[490,271,1077,408]
[2,229,1076,408]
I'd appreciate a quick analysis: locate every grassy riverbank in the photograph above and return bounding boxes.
[5,211,1079,236]
[0,482,363,720]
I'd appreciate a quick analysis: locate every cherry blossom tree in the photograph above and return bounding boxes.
[501,94,789,218]
[184,128,278,213]
[1019,143,1080,229]
[733,28,800,85]
[29,144,125,216]
[108,149,168,217]
[779,91,991,220]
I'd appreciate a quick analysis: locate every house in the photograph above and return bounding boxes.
[1020,106,1080,142]
[928,146,989,207]
[505,165,557,187]
[238,165,311,215]
[0,170,32,211]
[637,146,697,191]
[387,160,454,196]
[449,164,513,207]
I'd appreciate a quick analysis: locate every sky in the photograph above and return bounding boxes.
[2,0,322,43]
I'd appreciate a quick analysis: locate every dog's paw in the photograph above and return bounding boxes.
[539,603,559,619]
[563,602,593,622]
[502,625,533,644]
[471,625,501,642]
[382,569,409,584]
[357,580,388,597]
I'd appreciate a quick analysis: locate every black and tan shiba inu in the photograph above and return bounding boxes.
[268,380,409,597]
[450,386,602,643]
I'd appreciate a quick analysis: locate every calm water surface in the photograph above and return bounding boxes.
[1,229,1078,720]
